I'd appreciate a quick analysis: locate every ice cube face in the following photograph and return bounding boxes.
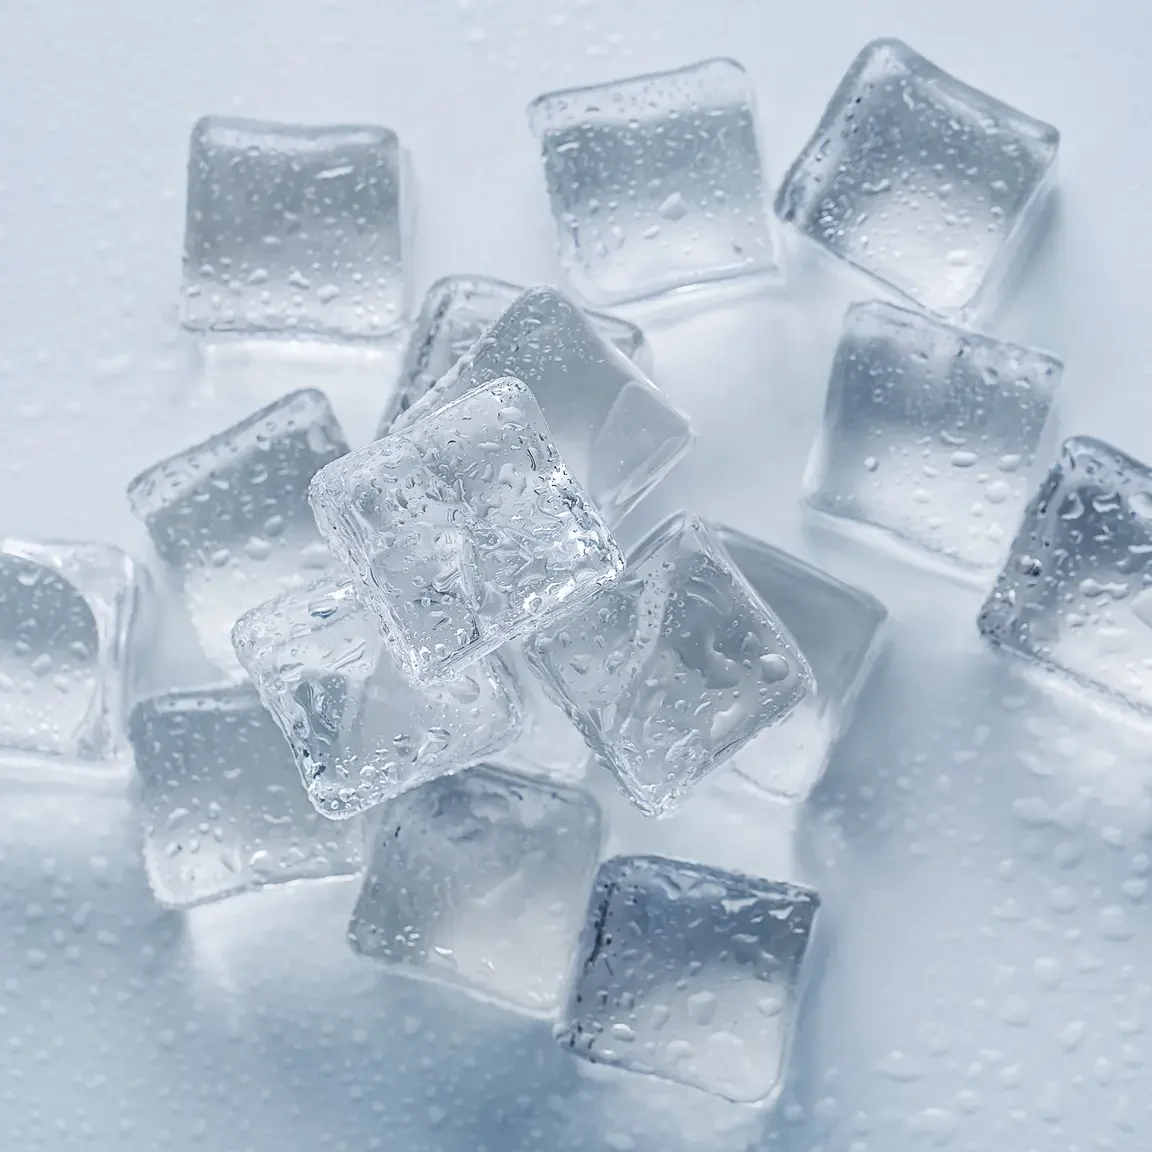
[379,275,650,433]
[804,301,1062,577]
[130,686,364,910]
[775,38,1059,318]
[0,540,146,770]
[557,855,820,1103]
[232,577,524,818]
[310,375,625,687]
[979,437,1152,712]
[348,763,603,1014]
[528,58,778,305]
[127,389,349,678]
[182,116,409,339]
[524,512,813,817]
[712,524,887,799]
[389,287,691,524]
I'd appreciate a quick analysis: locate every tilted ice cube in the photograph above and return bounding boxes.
[232,577,524,818]
[348,763,602,1014]
[182,116,410,339]
[556,855,820,1103]
[0,540,147,771]
[804,301,1062,578]
[979,436,1152,712]
[528,59,777,305]
[524,512,813,817]
[379,275,651,433]
[775,38,1059,318]
[712,524,887,799]
[128,389,348,678]
[130,685,363,910]
[390,287,691,523]
[310,375,625,687]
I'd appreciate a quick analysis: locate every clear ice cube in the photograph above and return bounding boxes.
[527,58,778,305]
[775,38,1059,318]
[182,116,410,339]
[978,436,1152,712]
[524,512,813,817]
[804,300,1062,578]
[556,855,820,1103]
[127,388,349,678]
[309,375,625,687]
[130,685,364,910]
[0,540,147,771]
[348,762,603,1014]
[389,287,691,523]
[232,577,524,818]
[379,275,651,433]
[712,523,887,799]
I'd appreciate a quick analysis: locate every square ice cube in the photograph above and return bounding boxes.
[348,763,603,1014]
[979,436,1152,712]
[528,58,778,305]
[182,116,410,339]
[524,512,813,817]
[232,577,524,818]
[556,855,820,1103]
[712,524,887,799]
[130,685,364,910]
[0,540,147,772]
[804,300,1062,578]
[379,275,651,432]
[775,38,1059,318]
[309,375,625,687]
[127,388,349,679]
[389,287,692,523]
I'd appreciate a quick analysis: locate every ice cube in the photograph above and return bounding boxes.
[348,763,603,1014]
[309,375,625,687]
[979,436,1152,712]
[556,855,820,1103]
[524,512,813,817]
[0,540,147,772]
[379,275,651,432]
[182,116,410,339]
[712,524,887,798]
[232,577,524,818]
[527,58,778,304]
[130,685,364,910]
[804,300,1062,578]
[775,38,1059,318]
[127,388,349,678]
[389,287,691,523]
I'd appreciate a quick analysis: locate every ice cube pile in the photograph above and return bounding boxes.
[15,37,1123,1111]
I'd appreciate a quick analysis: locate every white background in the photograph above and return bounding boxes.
[2,2,1151,1149]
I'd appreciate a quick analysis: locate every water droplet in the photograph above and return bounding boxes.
[759,653,791,682]
[658,192,689,220]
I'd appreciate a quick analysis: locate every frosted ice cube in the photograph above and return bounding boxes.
[527,58,778,305]
[775,38,1059,318]
[379,275,651,433]
[348,763,603,1014]
[232,577,524,818]
[804,301,1062,578]
[979,436,1152,712]
[310,375,624,687]
[127,389,348,678]
[182,116,410,339]
[0,540,147,772]
[524,512,813,817]
[713,524,887,799]
[556,855,820,1103]
[390,287,691,523]
[130,685,364,910]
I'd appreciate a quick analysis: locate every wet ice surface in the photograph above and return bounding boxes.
[232,577,524,817]
[775,38,1059,318]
